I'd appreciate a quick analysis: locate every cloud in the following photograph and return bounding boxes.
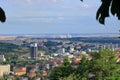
[82,3,89,8]
[80,2,91,8]
[9,16,65,24]
[22,10,49,16]
[14,17,54,23]
[58,16,64,20]
[10,0,64,4]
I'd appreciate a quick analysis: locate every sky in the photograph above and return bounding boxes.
[0,0,120,34]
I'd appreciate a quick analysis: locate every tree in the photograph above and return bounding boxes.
[0,7,6,23]
[89,49,117,79]
[59,74,81,80]
[49,58,74,80]
[74,49,120,79]
[81,0,120,24]
[97,0,120,24]
[56,49,120,80]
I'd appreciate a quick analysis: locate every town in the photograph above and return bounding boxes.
[0,35,120,80]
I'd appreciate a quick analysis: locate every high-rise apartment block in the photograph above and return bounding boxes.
[30,43,38,58]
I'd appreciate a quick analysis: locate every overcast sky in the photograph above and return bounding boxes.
[0,0,120,34]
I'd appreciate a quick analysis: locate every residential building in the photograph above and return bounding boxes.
[58,48,65,54]
[0,55,6,62]
[0,64,10,77]
[30,43,38,58]
[13,67,26,76]
[29,70,36,78]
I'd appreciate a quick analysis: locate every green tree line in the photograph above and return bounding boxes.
[0,42,20,53]
[50,49,120,80]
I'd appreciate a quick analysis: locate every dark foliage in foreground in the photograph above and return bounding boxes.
[82,0,120,24]
[0,7,6,23]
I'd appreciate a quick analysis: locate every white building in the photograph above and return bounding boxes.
[70,46,74,53]
[58,48,65,54]
[0,64,10,77]
[0,55,6,62]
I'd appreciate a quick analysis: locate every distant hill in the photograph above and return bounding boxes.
[0,42,20,53]
[0,36,16,40]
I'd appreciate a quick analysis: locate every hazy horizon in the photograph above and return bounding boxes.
[0,33,119,38]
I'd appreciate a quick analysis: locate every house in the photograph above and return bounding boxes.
[87,56,92,61]
[116,53,120,63]
[7,76,14,80]
[13,67,26,76]
[116,58,120,63]
[0,55,6,62]
[74,57,82,63]
[42,70,47,77]
[0,64,10,78]
[28,70,36,78]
